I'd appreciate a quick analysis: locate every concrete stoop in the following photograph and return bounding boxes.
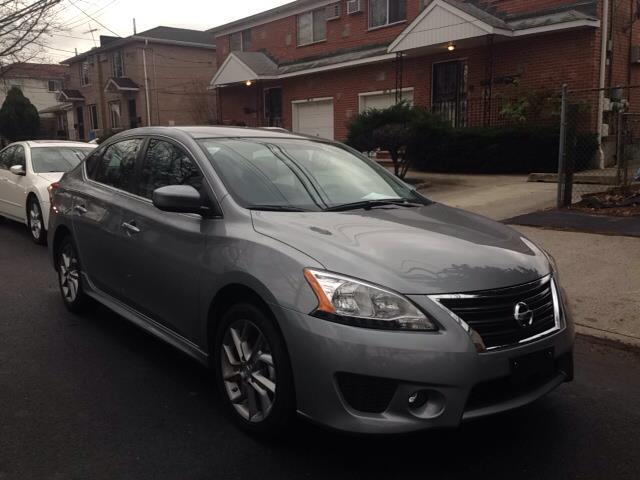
[528,168,619,185]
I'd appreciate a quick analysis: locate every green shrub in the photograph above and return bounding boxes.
[411,127,598,174]
[346,102,448,178]
[0,86,40,141]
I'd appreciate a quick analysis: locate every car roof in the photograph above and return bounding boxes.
[25,140,95,148]
[120,126,316,141]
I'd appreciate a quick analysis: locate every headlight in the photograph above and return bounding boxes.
[303,269,438,331]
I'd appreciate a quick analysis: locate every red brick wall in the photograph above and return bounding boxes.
[216,0,424,65]
[219,28,598,140]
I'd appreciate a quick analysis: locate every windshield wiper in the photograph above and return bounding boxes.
[247,204,311,212]
[325,199,423,212]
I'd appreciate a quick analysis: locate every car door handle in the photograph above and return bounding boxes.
[122,221,141,234]
[74,205,88,215]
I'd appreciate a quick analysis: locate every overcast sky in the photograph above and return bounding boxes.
[45,0,289,61]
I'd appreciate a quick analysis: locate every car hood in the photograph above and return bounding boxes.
[37,172,64,183]
[251,203,550,294]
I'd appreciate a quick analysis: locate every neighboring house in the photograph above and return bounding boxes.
[0,63,70,139]
[209,0,638,156]
[61,26,217,141]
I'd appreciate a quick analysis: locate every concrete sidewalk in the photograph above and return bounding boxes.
[413,172,640,347]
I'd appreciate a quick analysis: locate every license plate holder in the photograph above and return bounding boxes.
[510,347,555,385]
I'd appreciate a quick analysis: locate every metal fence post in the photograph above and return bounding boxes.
[616,110,624,185]
[557,84,568,208]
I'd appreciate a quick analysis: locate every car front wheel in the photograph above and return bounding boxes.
[214,303,295,435]
[27,198,46,245]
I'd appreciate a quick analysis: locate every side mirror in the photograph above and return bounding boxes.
[152,185,213,215]
[10,165,25,176]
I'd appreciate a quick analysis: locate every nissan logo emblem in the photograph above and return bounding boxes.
[514,302,534,327]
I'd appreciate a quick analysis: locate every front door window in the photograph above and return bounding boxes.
[432,60,468,127]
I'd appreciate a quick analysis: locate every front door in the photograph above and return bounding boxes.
[118,137,205,341]
[129,99,138,128]
[264,88,283,127]
[432,60,468,127]
[0,146,17,218]
[4,145,27,221]
[76,106,85,140]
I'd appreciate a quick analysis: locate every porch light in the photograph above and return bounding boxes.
[447,43,456,52]
[245,80,253,86]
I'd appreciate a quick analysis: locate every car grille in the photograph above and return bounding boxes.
[434,276,559,350]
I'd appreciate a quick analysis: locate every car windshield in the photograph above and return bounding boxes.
[31,146,94,173]
[197,138,428,211]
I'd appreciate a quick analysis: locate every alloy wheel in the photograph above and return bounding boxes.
[221,319,277,423]
[29,202,43,240]
[59,244,80,303]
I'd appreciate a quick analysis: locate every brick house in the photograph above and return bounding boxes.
[0,63,71,139]
[210,0,640,163]
[61,26,217,141]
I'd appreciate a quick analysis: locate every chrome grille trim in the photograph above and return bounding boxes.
[428,275,562,352]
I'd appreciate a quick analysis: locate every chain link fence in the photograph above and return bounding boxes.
[557,85,640,208]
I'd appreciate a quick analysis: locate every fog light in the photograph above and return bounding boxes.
[408,390,429,409]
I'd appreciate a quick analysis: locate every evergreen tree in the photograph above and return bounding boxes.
[0,86,40,141]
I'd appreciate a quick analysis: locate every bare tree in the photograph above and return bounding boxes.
[0,0,62,70]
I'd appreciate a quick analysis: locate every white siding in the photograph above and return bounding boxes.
[0,78,60,114]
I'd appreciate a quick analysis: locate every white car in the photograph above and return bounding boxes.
[0,141,95,244]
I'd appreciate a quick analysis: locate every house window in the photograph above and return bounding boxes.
[48,80,61,92]
[297,8,326,46]
[88,104,99,130]
[358,88,414,113]
[369,0,406,28]
[230,29,252,52]
[112,50,124,77]
[80,61,90,86]
[109,101,121,129]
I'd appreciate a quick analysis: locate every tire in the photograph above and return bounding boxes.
[214,303,295,436]
[27,198,46,245]
[56,235,93,313]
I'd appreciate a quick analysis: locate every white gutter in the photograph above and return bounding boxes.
[597,0,609,169]
[142,39,152,126]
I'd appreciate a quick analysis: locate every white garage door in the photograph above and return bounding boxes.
[292,99,334,140]
[359,89,414,113]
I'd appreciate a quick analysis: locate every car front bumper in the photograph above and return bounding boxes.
[274,294,574,434]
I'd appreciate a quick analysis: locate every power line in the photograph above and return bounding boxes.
[67,0,122,37]
[63,0,120,29]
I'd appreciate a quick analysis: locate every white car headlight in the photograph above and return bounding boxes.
[304,269,438,331]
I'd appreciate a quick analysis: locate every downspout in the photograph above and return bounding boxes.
[142,39,152,126]
[597,0,610,169]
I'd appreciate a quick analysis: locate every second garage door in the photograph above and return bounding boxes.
[292,99,334,140]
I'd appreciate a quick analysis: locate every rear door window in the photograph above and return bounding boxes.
[137,139,204,199]
[90,139,143,193]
